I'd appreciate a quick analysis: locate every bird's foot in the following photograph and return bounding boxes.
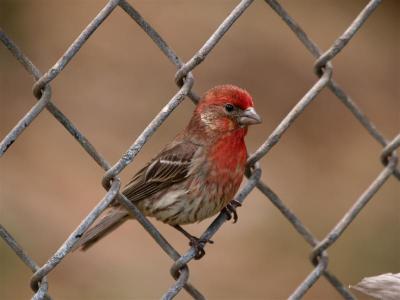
[189,236,214,260]
[172,225,213,259]
[222,199,242,223]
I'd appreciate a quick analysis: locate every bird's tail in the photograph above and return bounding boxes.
[72,209,129,251]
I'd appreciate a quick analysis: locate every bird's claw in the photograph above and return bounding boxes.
[222,200,241,223]
[189,236,214,260]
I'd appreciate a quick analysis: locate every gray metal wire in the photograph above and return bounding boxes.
[1,0,398,299]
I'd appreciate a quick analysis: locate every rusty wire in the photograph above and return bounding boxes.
[1,0,398,299]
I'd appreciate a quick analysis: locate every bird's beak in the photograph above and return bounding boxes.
[238,107,262,126]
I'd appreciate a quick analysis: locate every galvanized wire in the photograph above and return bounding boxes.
[1,0,398,299]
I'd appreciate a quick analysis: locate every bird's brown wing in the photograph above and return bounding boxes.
[74,141,201,251]
[120,140,200,203]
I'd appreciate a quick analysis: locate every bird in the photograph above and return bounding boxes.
[73,84,261,259]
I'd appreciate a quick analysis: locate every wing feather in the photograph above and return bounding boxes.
[121,141,199,203]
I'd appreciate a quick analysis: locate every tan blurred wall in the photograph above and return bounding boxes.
[0,0,399,299]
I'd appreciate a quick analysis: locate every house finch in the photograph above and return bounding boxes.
[74,85,261,258]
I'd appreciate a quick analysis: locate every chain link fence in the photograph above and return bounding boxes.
[1,0,398,299]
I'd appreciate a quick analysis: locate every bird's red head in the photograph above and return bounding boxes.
[192,85,261,134]
[200,85,255,110]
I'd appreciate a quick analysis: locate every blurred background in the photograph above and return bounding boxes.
[0,0,399,299]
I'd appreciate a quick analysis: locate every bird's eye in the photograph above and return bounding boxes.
[224,103,235,113]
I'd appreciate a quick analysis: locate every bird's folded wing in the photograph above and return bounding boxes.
[120,141,200,203]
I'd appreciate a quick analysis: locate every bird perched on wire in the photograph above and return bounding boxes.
[73,85,261,259]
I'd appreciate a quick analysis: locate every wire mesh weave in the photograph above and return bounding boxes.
[1,0,399,299]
